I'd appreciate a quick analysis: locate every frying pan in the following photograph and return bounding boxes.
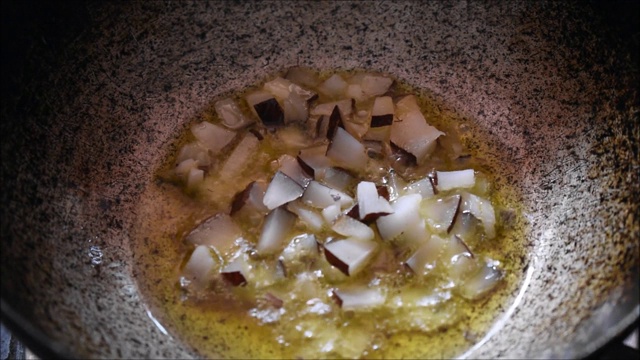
[1,1,638,358]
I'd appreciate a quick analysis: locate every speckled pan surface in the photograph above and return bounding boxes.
[1,1,638,359]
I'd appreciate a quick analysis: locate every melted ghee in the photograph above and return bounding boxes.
[131,69,528,359]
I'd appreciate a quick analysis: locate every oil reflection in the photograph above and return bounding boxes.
[458,256,537,359]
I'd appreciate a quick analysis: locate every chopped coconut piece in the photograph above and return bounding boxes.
[376,194,422,241]
[389,141,418,171]
[322,203,342,224]
[364,96,394,141]
[287,200,324,231]
[307,114,327,139]
[436,169,475,191]
[263,78,292,99]
[357,181,394,222]
[333,287,386,311]
[420,194,461,234]
[246,90,284,126]
[263,171,305,210]
[391,95,444,163]
[404,177,436,199]
[460,192,496,238]
[182,245,218,287]
[346,83,367,102]
[219,133,260,179]
[332,215,375,242]
[248,258,287,289]
[230,180,269,215]
[321,107,343,141]
[246,90,273,109]
[302,181,354,209]
[361,74,393,97]
[284,91,309,124]
[220,256,249,286]
[262,78,314,124]
[191,121,236,154]
[297,145,332,177]
[324,238,378,276]
[318,74,348,97]
[279,234,319,275]
[263,76,316,101]
[317,167,355,192]
[285,67,321,89]
[280,234,319,263]
[176,142,211,168]
[443,235,477,281]
[370,96,395,127]
[384,170,407,202]
[449,212,483,243]
[257,207,297,255]
[215,98,254,129]
[403,218,431,244]
[187,168,204,189]
[405,235,448,276]
[186,214,242,257]
[457,258,504,300]
[310,99,353,117]
[175,158,199,179]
